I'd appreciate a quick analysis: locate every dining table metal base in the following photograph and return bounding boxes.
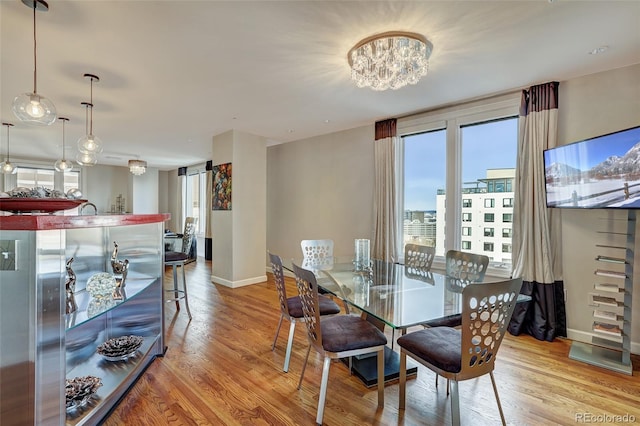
[343,346,418,388]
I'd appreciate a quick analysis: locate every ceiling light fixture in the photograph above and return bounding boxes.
[77,73,103,155]
[128,159,147,176]
[12,0,57,125]
[347,31,433,91]
[1,123,17,175]
[54,117,73,172]
[76,102,98,166]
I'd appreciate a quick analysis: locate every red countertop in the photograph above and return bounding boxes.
[0,213,171,231]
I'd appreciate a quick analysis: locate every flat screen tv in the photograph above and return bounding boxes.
[544,126,640,208]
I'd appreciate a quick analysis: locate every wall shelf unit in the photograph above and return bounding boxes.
[569,210,634,375]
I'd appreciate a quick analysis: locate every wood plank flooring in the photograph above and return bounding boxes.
[104,259,640,425]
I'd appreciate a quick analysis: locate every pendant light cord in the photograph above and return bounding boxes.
[5,125,11,161]
[89,78,94,134]
[32,0,38,94]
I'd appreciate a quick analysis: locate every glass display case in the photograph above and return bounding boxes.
[0,213,169,425]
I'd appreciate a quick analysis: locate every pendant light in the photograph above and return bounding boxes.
[54,117,73,172]
[1,123,17,175]
[12,0,57,126]
[77,74,103,155]
[76,102,98,166]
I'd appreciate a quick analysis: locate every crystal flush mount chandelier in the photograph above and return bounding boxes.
[347,31,433,91]
[128,159,147,176]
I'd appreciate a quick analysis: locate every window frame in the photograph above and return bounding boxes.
[398,93,520,277]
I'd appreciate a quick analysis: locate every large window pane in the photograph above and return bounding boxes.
[403,129,446,251]
[461,117,517,269]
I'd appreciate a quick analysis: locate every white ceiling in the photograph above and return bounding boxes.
[1,1,639,171]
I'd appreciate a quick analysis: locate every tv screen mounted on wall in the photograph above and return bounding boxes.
[544,126,640,209]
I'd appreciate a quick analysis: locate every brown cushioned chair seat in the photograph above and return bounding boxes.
[397,327,461,373]
[320,315,387,353]
[421,314,463,328]
[165,251,189,262]
[287,295,340,319]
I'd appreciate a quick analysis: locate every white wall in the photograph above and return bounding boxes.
[558,63,640,352]
[267,125,375,262]
[131,168,159,214]
[82,164,130,213]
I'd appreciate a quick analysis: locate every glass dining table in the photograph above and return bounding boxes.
[284,257,469,387]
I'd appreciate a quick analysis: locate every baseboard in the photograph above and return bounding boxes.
[211,274,267,288]
[567,328,639,355]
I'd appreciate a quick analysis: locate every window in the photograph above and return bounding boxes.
[12,166,80,194]
[484,227,494,237]
[462,241,471,250]
[503,198,513,207]
[403,129,446,249]
[484,242,494,251]
[502,228,512,238]
[484,213,494,222]
[185,169,208,236]
[462,227,471,236]
[502,243,512,253]
[401,99,518,273]
[503,213,513,223]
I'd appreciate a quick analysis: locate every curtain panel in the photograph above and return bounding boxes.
[510,81,567,341]
[372,119,399,263]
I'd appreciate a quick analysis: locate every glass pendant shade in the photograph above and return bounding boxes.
[13,92,57,125]
[77,134,103,154]
[1,123,17,175]
[76,152,97,166]
[1,161,17,175]
[55,117,73,172]
[12,0,56,126]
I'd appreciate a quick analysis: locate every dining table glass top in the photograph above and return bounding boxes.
[287,257,465,331]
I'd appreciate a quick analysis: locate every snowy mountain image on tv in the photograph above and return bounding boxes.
[544,126,640,208]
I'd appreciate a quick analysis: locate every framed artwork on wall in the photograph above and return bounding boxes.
[212,162,232,210]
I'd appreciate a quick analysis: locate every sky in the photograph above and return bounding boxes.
[544,126,640,171]
[404,117,518,211]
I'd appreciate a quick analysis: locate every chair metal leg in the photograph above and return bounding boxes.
[297,345,311,390]
[180,263,192,320]
[490,371,507,426]
[376,348,384,406]
[271,314,284,351]
[399,349,407,410]
[316,356,331,425]
[450,380,460,426]
[283,320,296,373]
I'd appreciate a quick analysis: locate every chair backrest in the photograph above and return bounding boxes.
[445,249,489,283]
[458,278,522,380]
[404,244,435,270]
[268,252,290,316]
[292,263,324,354]
[300,239,334,270]
[180,217,198,254]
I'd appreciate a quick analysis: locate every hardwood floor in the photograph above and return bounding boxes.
[104,259,640,425]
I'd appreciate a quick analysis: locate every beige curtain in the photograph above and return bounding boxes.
[372,119,399,263]
[511,81,566,341]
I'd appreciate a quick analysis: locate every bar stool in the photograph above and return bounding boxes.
[164,217,197,319]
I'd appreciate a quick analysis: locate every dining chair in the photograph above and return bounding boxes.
[404,243,435,270]
[292,263,387,426]
[300,239,334,270]
[422,249,490,328]
[398,277,523,426]
[269,252,340,373]
[164,217,197,320]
